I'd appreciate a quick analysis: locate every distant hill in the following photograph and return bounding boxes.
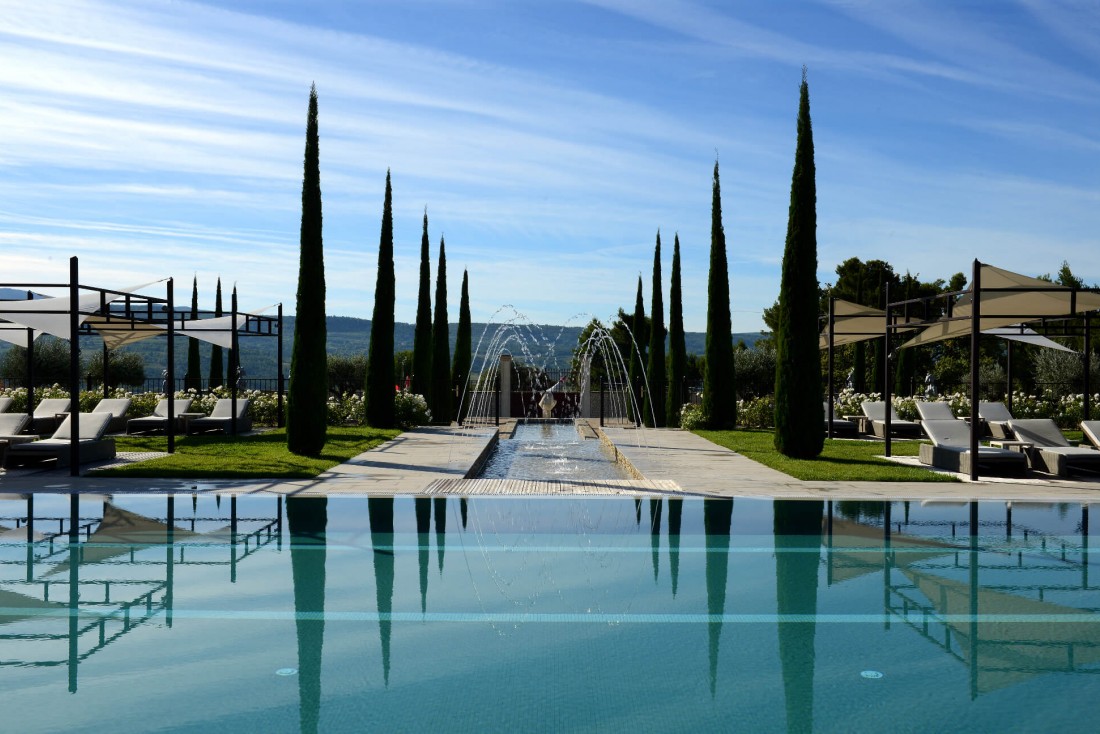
[0,314,765,379]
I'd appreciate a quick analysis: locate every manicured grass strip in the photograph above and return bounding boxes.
[694,428,958,482]
[95,426,401,479]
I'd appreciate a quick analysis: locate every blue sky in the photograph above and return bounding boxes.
[1,0,1097,333]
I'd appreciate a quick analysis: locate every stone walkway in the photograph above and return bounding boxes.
[2,423,1100,501]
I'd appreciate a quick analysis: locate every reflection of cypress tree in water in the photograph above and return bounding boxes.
[773,500,823,734]
[649,499,662,583]
[634,498,642,525]
[460,497,468,529]
[704,498,733,697]
[368,498,395,686]
[434,497,447,575]
[287,497,328,734]
[667,498,682,597]
[415,498,431,613]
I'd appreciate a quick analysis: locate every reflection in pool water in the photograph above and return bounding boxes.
[0,495,1098,732]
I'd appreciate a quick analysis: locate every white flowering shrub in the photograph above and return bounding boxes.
[326,392,364,426]
[736,396,776,428]
[394,389,431,429]
[680,402,706,430]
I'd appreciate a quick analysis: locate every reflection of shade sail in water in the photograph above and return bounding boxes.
[898,564,1100,695]
[0,588,67,625]
[47,504,198,574]
[825,517,955,585]
[828,517,1100,696]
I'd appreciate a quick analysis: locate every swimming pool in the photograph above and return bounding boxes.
[1,494,1097,732]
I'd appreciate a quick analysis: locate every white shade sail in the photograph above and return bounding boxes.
[901,264,1100,349]
[0,280,163,342]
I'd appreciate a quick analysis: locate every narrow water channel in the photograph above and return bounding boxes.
[477,422,629,480]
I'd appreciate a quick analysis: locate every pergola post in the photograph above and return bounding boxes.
[1085,311,1092,422]
[969,259,981,482]
[827,296,835,439]
[231,287,238,435]
[167,278,175,454]
[883,282,892,457]
[68,257,80,477]
[25,290,35,416]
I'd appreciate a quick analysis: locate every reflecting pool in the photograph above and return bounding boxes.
[1,495,1098,732]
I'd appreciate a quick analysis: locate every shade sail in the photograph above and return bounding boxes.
[819,299,919,349]
[0,280,163,342]
[982,326,1076,353]
[901,264,1100,349]
[88,305,276,350]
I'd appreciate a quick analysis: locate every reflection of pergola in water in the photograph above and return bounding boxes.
[0,256,284,475]
[824,501,1100,698]
[0,495,282,691]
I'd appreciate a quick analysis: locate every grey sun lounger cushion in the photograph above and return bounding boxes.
[29,398,72,434]
[861,401,921,438]
[1007,419,1100,477]
[126,398,194,434]
[918,419,1026,476]
[92,398,132,434]
[0,397,12,413]
[822,402,856,436]
[978,402,1014,440]
[914,401,957,422]
[0,413,36,444]
[6,412,116,467]
[186,399,252,435]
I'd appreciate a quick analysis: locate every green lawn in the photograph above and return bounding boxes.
[694,428,958,482]
[95,426,401,479]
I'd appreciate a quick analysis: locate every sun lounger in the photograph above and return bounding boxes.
[918,419,1027,476]
[5,412,115,468]
[92,398,132,434]
[126,398,193,434]
[29,398,72,435]
[914,401,957,422]
[1083,421,1100,450]
[978,402,1014,439]
[0,397,12,413]
[1007,419,1100,477]
[861,401,921,438]
[186,399,252,435]
[0,414,35,445]
[823,402,857,436]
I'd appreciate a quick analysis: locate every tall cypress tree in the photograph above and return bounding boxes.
[365,170,396,428]
[627,276,647,422]
[185,276,202,390]
[430,237,451,424]
[412,210,433,404]
[703,160,736,429]
[208,277,224,389]
[644,232,666,427]
[452,270,472,424]
[666,234,687,427]
[287,83,328,456]
[774,69,824,458]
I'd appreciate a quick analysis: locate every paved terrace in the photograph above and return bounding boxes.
[2,421,1100,501]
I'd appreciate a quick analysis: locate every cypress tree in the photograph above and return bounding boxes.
[666,234,687,427]
[412,210,433,404]
[365,170,396,428]
[452,270,472,424]
[627,276,647,422]
[208,277,224,389]
[644,232,666,427]
[703,160,736,429]
[430,237,452,424]
[287,83,328,456]
[774,69,824,458]
[185,276,202,390]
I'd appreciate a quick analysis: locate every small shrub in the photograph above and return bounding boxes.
[680,402,706,430]
[394,389,431,429]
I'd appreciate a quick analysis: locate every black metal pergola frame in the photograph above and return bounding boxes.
[0,256,284,478]
[880,259,1098,481]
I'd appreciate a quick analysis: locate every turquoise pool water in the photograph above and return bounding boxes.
[1,495,1098,732]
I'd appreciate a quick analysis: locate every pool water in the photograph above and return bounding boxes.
[1,495,1098,733]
